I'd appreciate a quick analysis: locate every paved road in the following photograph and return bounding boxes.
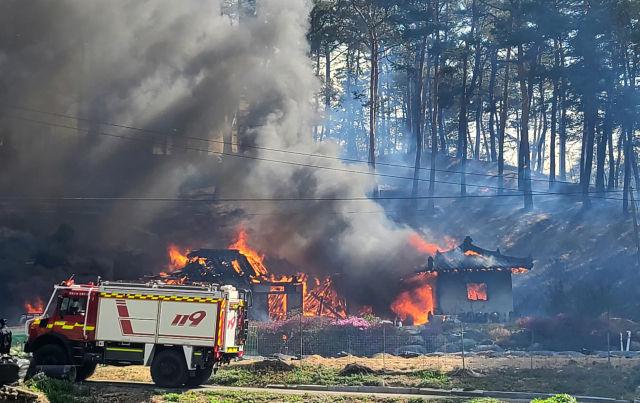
[84,380,530,401]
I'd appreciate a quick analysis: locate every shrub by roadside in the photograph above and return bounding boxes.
[209,365,450,389]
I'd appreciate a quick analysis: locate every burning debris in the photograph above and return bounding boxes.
[152,231,532,325]
[152,229,347,321]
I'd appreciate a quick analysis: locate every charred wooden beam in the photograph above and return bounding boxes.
[309,292,344,319]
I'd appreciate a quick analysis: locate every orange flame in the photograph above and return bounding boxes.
[391,272,437,326]
[229,229,269,277]
[464,250,487,258]
[269,293,287,321]
[161,226,352,321]
[359,306,373,315]
[231,260,245,276]
[303,277,346,318]
[467,283,487,300]
[511,267,528,274]
[408,234,457,257]
[407,234,443,256]
[25,296,44,314]
[168,245,189,271]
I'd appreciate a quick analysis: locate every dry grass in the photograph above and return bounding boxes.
[91,354,640,382]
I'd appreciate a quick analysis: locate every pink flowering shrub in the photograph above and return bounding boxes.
[331,317,371,330]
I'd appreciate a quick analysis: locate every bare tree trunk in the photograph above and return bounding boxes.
[517,43,533,210]
[624,126,631,213]
[474,60,483,160]
[607,123,615,189]
[535,79,546,173]
[489,48,498,162]
[559,42,567,181]
[616,129,623,188]
[581,89,596,207]
[550,38,559,188]
[412,36,428,205]
[428,4,440,215]
[369,32,379,196]
[597,94,612,193]
[538,99,547,174]
[315,50,321,141]
[460,50,468,196]
[324,43,332,140]
[458,52,469,161]
[498,47,511,194]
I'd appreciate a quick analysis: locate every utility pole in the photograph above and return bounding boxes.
[630,187,640,269]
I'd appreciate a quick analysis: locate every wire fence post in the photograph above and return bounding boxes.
[299,313,303,364]
[383,326,386,373]
[460,324,466,374]
[530,329,534,370]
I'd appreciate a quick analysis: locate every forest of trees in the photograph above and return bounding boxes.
[306,0,640,212]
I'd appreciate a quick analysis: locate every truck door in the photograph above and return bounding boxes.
[53,294,88,341]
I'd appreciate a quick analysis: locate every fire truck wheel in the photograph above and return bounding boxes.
[184,365,214,387]
[34,344,69,366]
[75,363,97,381]
[150,350,189,388]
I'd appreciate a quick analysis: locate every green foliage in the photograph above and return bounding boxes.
[412,370,448,382]
[532,394,578,403]
[163,393,183,402]
[209,368,256,386]
[26,375,75,403]
[210,365,452,389]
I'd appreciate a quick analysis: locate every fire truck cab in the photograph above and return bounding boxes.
[24,280,248,387]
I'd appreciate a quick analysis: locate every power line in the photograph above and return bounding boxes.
[1,113,625,198]
[0,190,625,202]
[1,104,587,186]
[0,196,624,218]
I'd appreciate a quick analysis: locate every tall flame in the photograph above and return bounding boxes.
[390,272,437,326]
[229,229,269,277]
[25,296,44,314]
[168,245,189,271]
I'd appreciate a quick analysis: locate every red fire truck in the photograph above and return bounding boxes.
[24,280,249,387]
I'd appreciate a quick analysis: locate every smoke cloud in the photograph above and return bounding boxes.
[0,0,431,316]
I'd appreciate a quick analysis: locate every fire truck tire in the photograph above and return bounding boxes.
[26,344,70,379]
[184,365,214,387]
[150,350,189,388]
[75,363,97,382]
[33,344,69,366]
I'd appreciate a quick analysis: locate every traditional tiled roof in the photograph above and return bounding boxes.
[425,236,533,272]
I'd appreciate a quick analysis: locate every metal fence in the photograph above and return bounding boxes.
[243,325,640,373]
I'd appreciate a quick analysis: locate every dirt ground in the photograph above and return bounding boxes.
[299,354,640,372]
[90,354,640,381]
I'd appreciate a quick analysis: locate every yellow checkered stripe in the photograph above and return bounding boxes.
[99,292,219,303]
[33,319,95,331]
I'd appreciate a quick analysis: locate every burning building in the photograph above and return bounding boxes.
[424,236,533,322]
[152,229,348,321]
[153,231,531,324]
[154,248,306,321]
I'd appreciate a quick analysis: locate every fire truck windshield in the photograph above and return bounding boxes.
[60,297,86,317]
